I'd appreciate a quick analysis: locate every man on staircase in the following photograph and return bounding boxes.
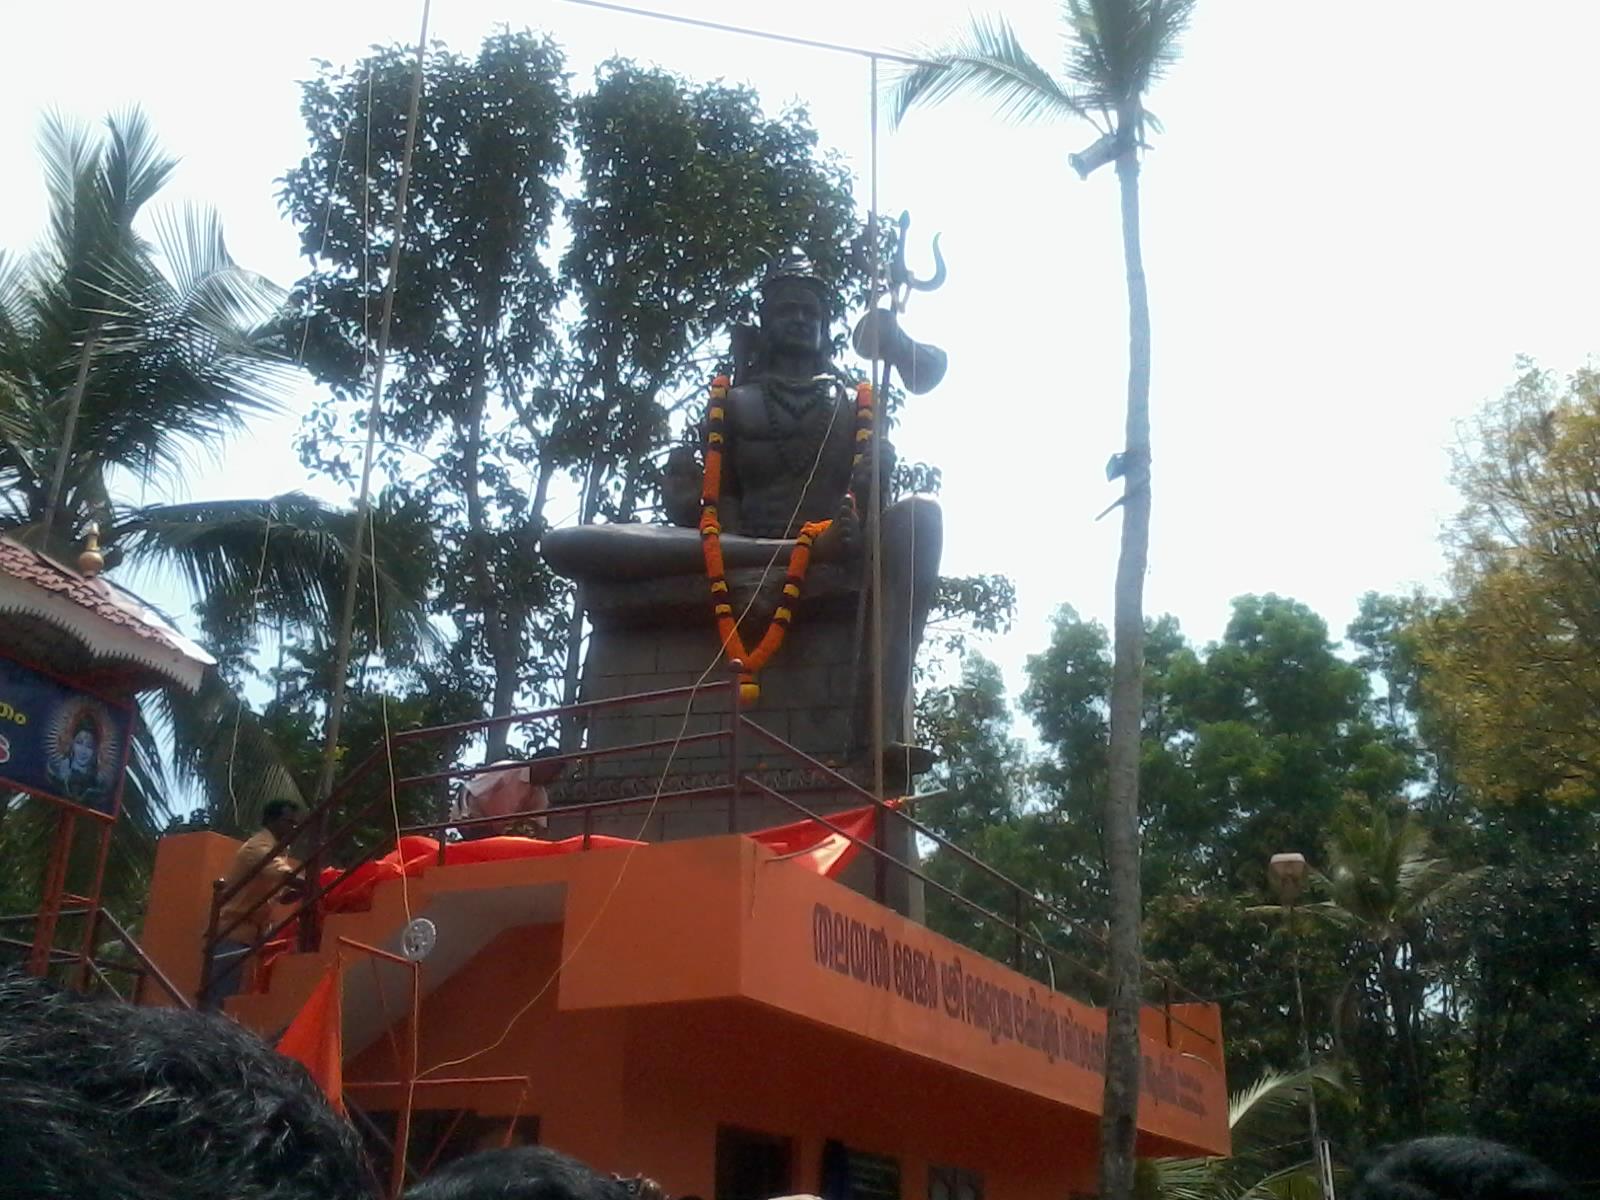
[209,799,306,1006]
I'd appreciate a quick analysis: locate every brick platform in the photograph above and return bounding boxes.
[545,564,924,917]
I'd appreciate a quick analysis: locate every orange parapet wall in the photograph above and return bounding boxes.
[141,829,1230,1196]
[557,836,1230,1159]
[138,831,241,1006]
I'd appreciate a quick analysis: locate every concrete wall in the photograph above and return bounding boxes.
[348,927,1101,1200]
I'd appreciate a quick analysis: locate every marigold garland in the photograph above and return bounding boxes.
[699,374,874,704]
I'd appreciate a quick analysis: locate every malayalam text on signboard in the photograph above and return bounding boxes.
[811,900,1210,1117]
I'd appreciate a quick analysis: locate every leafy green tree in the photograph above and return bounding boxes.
[1419,361,1600,810]
[1019,598,1429,1145]
[283,40,878,754]
[1434,847,1600,1180]
[1167,596,1413,891]
[1021,598,1410,899]
[282,31,572,759]
[917,652,1105,998]
[1142,894,1345,1104]
[891,5,1198,1188]
[917,657,1038,959]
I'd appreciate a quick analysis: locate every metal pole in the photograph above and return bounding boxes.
[197,879,225,1007]
[1287,901,1332,1200]
[867,55,886,809]
[389,962,420,1200]
[727,662,743,833]
[29,809,76,977]
[73,818,114,991]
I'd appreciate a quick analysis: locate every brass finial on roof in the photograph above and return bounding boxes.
[77,522,105,577]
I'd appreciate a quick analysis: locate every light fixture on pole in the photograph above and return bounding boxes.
[1268,852,1333,1200]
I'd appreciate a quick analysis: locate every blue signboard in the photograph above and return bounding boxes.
[0,656,131,819]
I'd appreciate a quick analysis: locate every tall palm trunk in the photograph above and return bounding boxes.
[1099,110,1151,1200]
[41,330,99,549]
[1378,941,1426,1132]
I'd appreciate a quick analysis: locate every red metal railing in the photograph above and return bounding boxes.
[0,906,192,1009]
[196,668,1217,1046]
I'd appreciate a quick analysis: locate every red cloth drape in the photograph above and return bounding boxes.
[316,803,891,916]
[275,963,343,1113]
[255,802,893,990]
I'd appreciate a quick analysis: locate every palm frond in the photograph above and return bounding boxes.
[1062,0,1198,104]
[1229,1062,1343,1143]
[1139,1064,1344,1200]
[36,110,99,272]
[99,107,178,225]
[61,238,290,484]
[149,203,286,333]
[1245,899,1358,931]
[144,669,307,836]
[1235,1162,1323,1200]
[888,14,1095,128]
[12,112,288,493]
[113,492,439,659]
[0,250,32,340]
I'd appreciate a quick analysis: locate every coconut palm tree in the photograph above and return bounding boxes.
[1285,801,1477,1135]
[0,110,435,917]
[1138,1064,1346,1200]
[890,5,1195,1196]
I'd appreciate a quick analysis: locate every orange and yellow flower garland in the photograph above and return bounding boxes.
[699,375,874,704]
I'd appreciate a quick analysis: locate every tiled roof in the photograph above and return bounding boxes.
[0,536,213,689]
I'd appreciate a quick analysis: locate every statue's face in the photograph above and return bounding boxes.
[762,284,825,359]
[70,728,96,770]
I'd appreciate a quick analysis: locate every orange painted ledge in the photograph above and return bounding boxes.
[555,836,1230,1158]
[141,831,1230,1159]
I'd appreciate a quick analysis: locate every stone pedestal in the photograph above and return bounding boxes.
[544,562,924,917]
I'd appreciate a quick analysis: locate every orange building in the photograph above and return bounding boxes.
[138,786,1229,1200]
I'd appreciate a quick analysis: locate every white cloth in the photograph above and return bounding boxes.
[452,760,549,833]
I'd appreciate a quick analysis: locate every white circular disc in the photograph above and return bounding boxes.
[400,916,437,962]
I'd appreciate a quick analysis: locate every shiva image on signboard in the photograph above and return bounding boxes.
[0,656,131,818]
[45,697,121,810]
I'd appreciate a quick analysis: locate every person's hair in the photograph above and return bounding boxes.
[615,1174,668,1200]
[1352,1136,1561,1200]
[406,1147,633,1200]
[0,971,373,1200]
[262,798,303,826]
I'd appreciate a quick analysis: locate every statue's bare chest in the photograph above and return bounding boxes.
[727,382,854,486]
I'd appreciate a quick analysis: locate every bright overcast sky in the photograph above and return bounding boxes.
[5,1,1599,701]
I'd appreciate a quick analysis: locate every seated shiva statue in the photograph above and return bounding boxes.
[542,250,942,745]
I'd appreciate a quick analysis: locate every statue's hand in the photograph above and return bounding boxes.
[811,498,861,563]
[850,439,897,506]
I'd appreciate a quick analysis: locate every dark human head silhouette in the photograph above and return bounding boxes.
[1352,1136,1561,1200]
[0,971,372,1199]
[406,1146,632,1200]
[261,797,304,842]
